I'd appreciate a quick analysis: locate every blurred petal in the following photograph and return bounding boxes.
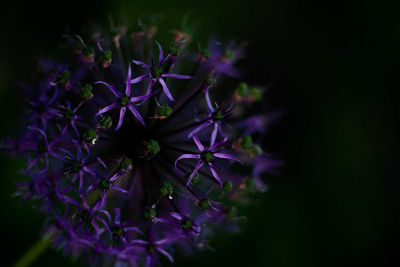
[192,135,204,151]
[128,105,146,127]
[158,78,174,101]
[186,161,204,186]
[174,154,200,168]
[95,81,121,97]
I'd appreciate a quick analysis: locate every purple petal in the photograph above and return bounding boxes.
[93,197,105,211]
[49,87,58,103]
[188,120,213,139]
[110,171,123,182]
[71,121,79,138]
[27,126,48,144]
[132,60,150,69]
[145,79,157,95]
[72,140,82,160]
[210,123,219,147]
[130,92,154,103]
[155,41,163,67]
[64,195,80,207]
[209,136,228,151]
[158,248,174,263]
[97,157,107,172]
[115,107,126,131]
[100,210,112,222]
[161,73,192,79]
[75,238,95,247]
[131,73,151,84]
[114,208,121,225]
[125,63,132,96]
[124,226,143,234]
[128,105,146,127]
[73,101,84,113]
[28,155,40,169]
[95,81,121,98]
[158,78,174,101]
[205,88,215,112]
[213,153,243,164]
[186,161,204,187]
[83,166,97,176]
[208,162,223,188]
[98,217,111,232]
[130,239,148,245]
[85,184,96,195]
[78,171,84,192]
[96,103,118,117]
[155,238,171,246]
[192,135,204,152]
[111,185,129,194]
[174,154,200,168]
[57,147,72,158]
[170,212,183,221]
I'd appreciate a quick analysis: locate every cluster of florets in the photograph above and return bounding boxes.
[3,18,280,266]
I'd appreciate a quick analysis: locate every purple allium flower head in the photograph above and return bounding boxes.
[2,18,280,266]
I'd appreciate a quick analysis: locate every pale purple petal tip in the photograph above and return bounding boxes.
[128,105,146,127]
[158,78,175,102]
[174,154,200,168]
[161,73,192,79]
[115,107,127,131]
[192,135,204,152]
[131,60,150,69]
[208,163,223,188]
[213,153,243,164]
[186,161,204,187]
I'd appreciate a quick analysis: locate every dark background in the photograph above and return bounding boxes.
[1,0,399,266]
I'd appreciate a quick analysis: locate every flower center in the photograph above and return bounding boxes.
[69,161,82,173]
[201,152,214,163]
[153,67,163,78]
[119,96,130,106]
[36,102,47,115]
[145,243,156,254]
[181,218,193,230]
[198,198,211,210]
[64,109,74,120]
[212,110,224,121]
[99,178,110,190]
[112,225,124,236]
[37,142,48,153]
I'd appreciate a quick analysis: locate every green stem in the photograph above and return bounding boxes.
[13,230,55,267]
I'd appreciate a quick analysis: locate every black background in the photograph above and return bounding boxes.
[0,0,399,266]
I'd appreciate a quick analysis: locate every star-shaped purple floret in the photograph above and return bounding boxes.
[131,41,191,102]
[85,157,128,199]
[64,192,110,233]
[62,140,98,192]
[187,96,232,141]
[100,208,142,246]
[175,135,242,187]
[95,63,154,130]
[129,228,174,265]
[25,126,66,172]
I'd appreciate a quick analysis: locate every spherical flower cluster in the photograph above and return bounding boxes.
[3,19,280,266]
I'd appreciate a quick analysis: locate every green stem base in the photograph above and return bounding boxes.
[13,230,55,267]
